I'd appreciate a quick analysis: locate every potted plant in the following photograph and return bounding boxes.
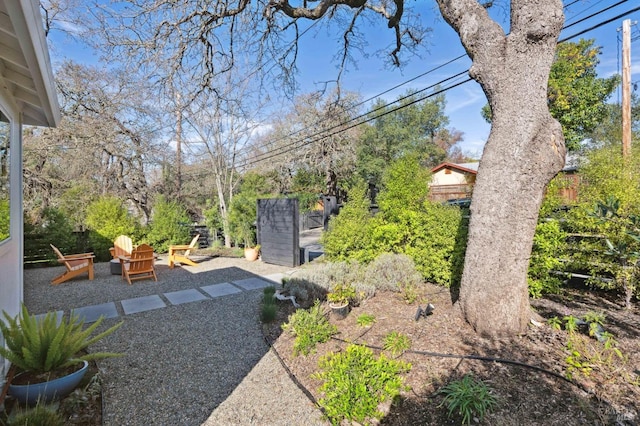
[244,244,261,261]
[327,283,356,320]
[0,304,123,405]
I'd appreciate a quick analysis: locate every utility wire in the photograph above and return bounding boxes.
[244,0,629,159]
[235,3,640,169]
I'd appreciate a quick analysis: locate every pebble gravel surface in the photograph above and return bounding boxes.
[23,256,328,426]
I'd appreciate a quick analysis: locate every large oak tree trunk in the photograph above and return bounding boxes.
[438,0,566,336]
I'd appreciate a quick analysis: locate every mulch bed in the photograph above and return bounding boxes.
[264,283,640,425]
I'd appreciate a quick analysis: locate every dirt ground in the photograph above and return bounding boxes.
[264,284,640,425]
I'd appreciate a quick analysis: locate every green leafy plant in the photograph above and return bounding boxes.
[590,195,640,309]
[326,283,356,306]
[85,195,138,261]
[260,287,277,323]
[563,315,580,334]
[356,313,376,327]
[312,344,411,425]
[528,220,566,298]
[398,282,419,304]
[0,304,123,377]
[437,374,498,425]
[281,301,337,356]
[383,331,411,357]
[260,303,277,323]
[5,402,65,426]
[548,316,563,330]
[145,195,192,253]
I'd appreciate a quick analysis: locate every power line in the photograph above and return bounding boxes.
[235,76,473,169]
[240,70,469,167]
[234,3,640,169]
[248,0,604,158]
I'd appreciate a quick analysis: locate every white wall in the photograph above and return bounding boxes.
[0,89,23,381]
[431,168,472,186]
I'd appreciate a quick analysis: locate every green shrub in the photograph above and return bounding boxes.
[528,220,567,298]
[322,181,373,262]
[0,197,8,241]
[145,195,191,253]
[322,157,465,286]
[6,402,65,426]
[24,208,77,264]
[383,331,412,357]
[312,344,411,425]
[363,253,423,292]
[555,145,640,303]
[356,313,376,327]
[260,303,277,323]
[0,304,123,375]
[438,374,498,425]
[85,196,138,260]
[281,301,337,356]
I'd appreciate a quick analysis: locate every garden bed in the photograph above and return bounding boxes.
[264,284,640,425]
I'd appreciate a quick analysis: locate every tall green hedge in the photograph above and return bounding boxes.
[323,156,465,286]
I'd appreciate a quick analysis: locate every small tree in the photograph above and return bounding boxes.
[590,196,640,308]
[85,196,138,260]
[146,195,191,253]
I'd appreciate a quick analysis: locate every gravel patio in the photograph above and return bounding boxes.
[22,255,328,425]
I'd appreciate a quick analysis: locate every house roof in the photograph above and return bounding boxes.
[0,0,60,127]
[431,162,479,175]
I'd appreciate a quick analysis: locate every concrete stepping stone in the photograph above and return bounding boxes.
[164,289,209,305]
[232,277,275,291]
[200,282,242,298]
[71,302,119,323]
[121,295,166,315]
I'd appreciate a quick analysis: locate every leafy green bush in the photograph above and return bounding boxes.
[145,195,191,253]
[543,145,640,302]
[312,344,411,425]
[323,157,465,286]
[85,196,138,260]
[6,402,65,426]
[528,220,567,298]
[0,304,123,375]
[356,313,376,327]
[438,374,498,425]
[0,197,8,241]
[322,181,373,261]
[383,331,411,356]
[281,301,337,356]
[24,207,77,264]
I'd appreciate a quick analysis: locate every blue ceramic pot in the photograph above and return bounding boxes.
[8,360,89,405]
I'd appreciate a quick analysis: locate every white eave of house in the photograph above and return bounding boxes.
[0,0,60,127]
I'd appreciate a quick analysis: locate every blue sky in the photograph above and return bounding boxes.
[47,1,640,158]
[292,1,640,157]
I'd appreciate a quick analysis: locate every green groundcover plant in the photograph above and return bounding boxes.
[438,374,497,425]
[281,301,337,356]
[312,344,411,425]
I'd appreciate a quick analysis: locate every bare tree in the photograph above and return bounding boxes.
[252,89,361,197]
[23,61,163,224]
[181,79,262,247]
[87,0,567,337]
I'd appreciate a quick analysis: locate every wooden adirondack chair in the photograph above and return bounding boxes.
[168,234,200,269]
[109,235,133,259]
[50,245,95,285]
[120,243,157,285]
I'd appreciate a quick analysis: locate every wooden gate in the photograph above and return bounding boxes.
[257,198,300,267]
